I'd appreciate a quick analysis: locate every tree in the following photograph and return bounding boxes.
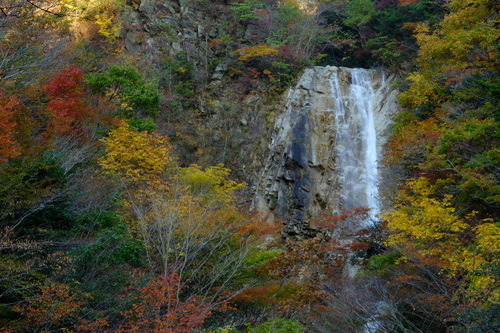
[87,65,160,131]
[384,177,468,269]
[232,209,375,321]
[98,125,265,312]
[382,3,499,329]
[0,0,70,85]
[14,281,90,332]
[383,177,500,328]
[399,0,500,109]
[247,317,305,333]
[344,0,375,28]
[234,44,280,63]
[0,90,21,162]
[44,67,96,140]
[230,0,266,22]
[179,163,246,205]
[0,66,117,233]
[98,122,175,183]
[0,65,123,332]
[116,271,221,333]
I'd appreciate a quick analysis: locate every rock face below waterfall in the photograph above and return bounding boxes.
[252,66,399,236]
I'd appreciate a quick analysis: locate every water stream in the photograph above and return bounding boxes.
[329,69,380,225]
[253,66,398,332]
[252,66,397,235]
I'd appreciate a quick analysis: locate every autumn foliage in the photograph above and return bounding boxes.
[1,0,499,332]
[234,44,279,62]
[15,282,90,331]
[379,1,500,330]
[116,272,220,333]
[98,122,176,182]
[43,67,95,139]
[0,91,22,162]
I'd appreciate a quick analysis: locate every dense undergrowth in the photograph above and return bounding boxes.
[0,0,498,332]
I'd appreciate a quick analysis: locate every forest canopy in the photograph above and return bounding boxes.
[0,0,498,332]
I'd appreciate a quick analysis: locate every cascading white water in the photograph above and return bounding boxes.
[329,69,380,224]
[253,65,398,332]
[253,66,397,234]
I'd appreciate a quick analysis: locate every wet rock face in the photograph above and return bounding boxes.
[252,66,399,237]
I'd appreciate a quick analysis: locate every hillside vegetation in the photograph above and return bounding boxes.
[0,0,498,332]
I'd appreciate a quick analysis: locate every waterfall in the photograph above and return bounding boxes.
[252,66,399,332]
[329,69,380,224]
[330,70,386,332]
[252,66,398,235]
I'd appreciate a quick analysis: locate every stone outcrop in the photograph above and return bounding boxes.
[251,66,399,237]
[122,0,229,77]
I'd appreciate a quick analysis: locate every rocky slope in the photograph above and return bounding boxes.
[251,66,399,236]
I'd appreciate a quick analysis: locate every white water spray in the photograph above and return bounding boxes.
[329,69,380,224]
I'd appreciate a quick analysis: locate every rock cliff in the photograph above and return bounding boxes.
[123,0,229,78]
[252,66,399,236]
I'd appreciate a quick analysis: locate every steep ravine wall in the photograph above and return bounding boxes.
[251,66,399,236]
[122,0,240,85]
[120,0,279,175]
